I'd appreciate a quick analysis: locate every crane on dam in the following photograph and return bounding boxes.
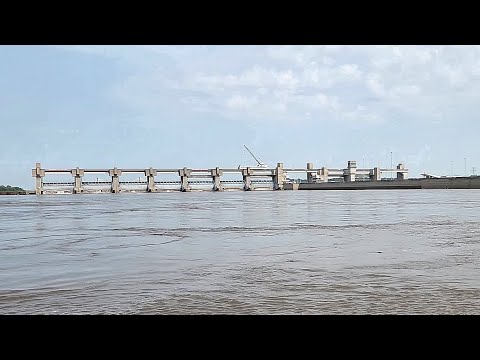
[241,145,269,169]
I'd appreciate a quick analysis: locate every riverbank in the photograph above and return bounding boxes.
[0,191,28,195]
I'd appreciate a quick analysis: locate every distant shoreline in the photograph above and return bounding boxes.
[0,191,28,195]
[0,185,28,195]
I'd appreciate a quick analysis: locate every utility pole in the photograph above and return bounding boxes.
[451,161,453,177]
[473,167,477,176]
[464,158,467,177]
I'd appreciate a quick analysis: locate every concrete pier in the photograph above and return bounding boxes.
[397,163,408,180]
[242,167,254,191]
[179,168,191,192]
[71,167,84,194]
[344,161,357,182]
[31,163,45,195]
[211,167,224,191]
[306,163,315,183]
[370,167,381,181]
[317,167,329,183]
[109,168,122,193]
[145,168,157,192]
[273,163,286,190]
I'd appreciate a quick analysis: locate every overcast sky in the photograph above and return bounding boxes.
[1,45,479,188]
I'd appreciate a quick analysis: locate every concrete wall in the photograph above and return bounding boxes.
[418,177,480,189]
[283,183,300,190]
[299,181,421,190]
[296,177,480,190]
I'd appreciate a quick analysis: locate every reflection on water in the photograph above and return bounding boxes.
[1,190,479,314]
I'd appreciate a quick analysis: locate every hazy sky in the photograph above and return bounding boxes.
[1,45,479,188]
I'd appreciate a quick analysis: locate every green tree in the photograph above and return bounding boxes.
[0,185,25,192]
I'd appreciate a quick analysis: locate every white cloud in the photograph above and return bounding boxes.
[195,66,299,89]
[226,95,257,110]
[366,75,386,98]
[338,64,362,78]
[55,45,480,127]
[291,93,339,112]
[343,105,384,124]
[391,84,421,97]
[323,45,344,52]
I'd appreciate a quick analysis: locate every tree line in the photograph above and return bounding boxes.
[0,185,25,192]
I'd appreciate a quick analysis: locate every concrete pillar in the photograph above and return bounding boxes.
[345,160,357,182]
[242,167,254,191]
[71,167,85,194]
[306,162,315,183]
[179,167,191,192]
[397,163,408,180]
[370,167,381,181]
[211,167,224,191]
[317,167,329,183]
[108,168,122,193]
[31,162,45,195]
[144,168,158,192]
[273,163,286,190]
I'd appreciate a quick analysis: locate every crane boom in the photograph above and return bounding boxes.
[243,145,268,167]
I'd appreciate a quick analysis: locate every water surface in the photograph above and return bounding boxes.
[1,190,479,314]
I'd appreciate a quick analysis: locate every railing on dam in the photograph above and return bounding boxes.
[32,161,409,194]
[42,180,274,186]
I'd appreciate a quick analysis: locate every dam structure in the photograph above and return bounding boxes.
[29,161,480,195]
[31,161,480,195]
[30,161,399,194]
